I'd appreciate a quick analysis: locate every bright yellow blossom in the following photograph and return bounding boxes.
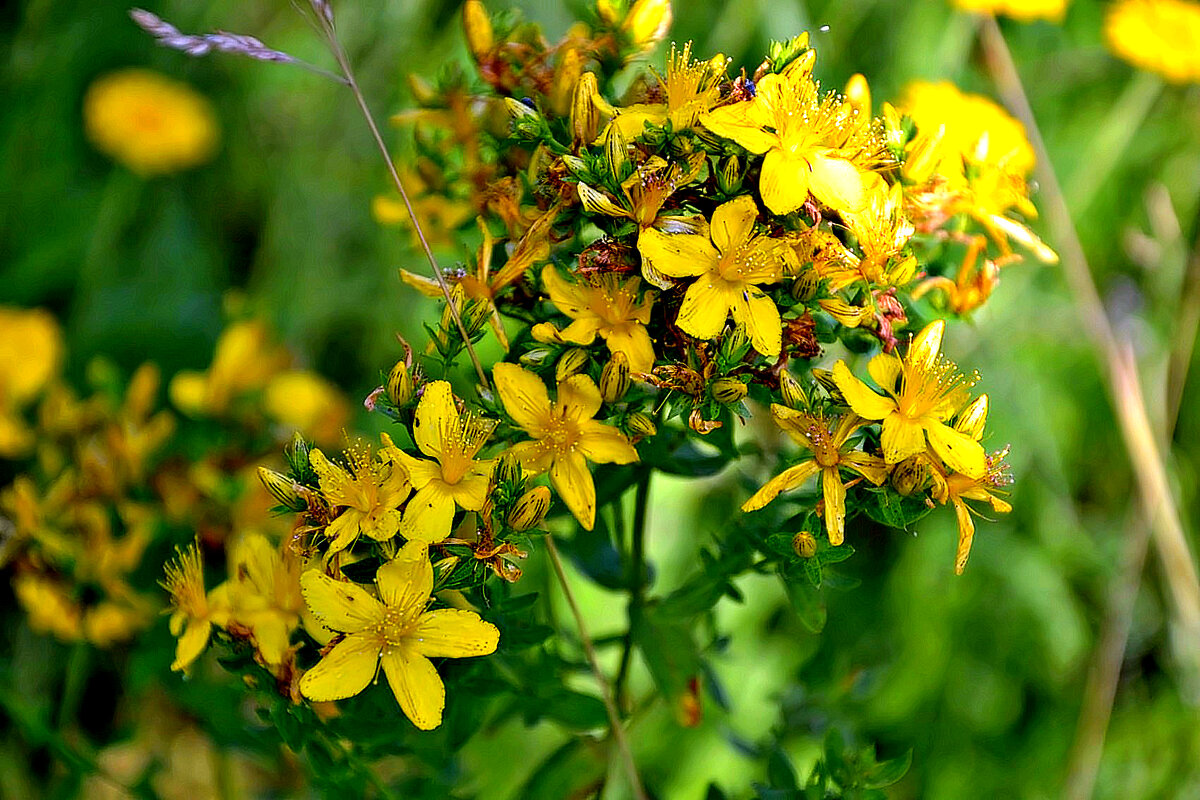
[391,382,496,547]
[83,69,218,175]
[832,320,987,478]
[1105,0,1200,83]
[310,439,412,556]
[0,306,63,457]
[220,533,304,666]
[299,551,499,730]
[742,407,887,545]
[638,196,791,356]
[598,43,725,141]
[951,0,1068,22]
[162,541,229,672]
[493,363,638,530]
[701,59,869,216]
[532,266,656,374]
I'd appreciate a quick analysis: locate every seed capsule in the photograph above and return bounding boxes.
[508,486,552,531]
[792,531,817,559]
[386,360,414,407]
[556,348,590,382]
[600,351,631,403]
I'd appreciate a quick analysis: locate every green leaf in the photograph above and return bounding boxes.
[786,578,827,633]
[767,745,799,790]
[803,557,823,588]
[632,604,702,710]
[863,489,934,530]
[824,729,850,788]
[820,543,855,564]
[862,749,913,789]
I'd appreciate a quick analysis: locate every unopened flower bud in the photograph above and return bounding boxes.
[811,368,844,403]
[571,73,602,145]
[504,97,540,120]
[462,0,494,60]
[710,377,748,404]
[791,268,821,302]
[908,320,945,374]
[722,324,751,361]
[556,348,590,382]
[625,411,657,438]
[600,351,631,403]
[891,456,929,497]
[386,360,414,407]
[622,0,672,51]
[778,370,807,410]
[717,155,742,194]
[819,297,872,328]
[285,432,311,475]
[257,466,306,512]
[508,486,552,531]
[844,73,871,117]
[792,531,817,559]
[954,394,989,441]
[520,347,555,368]
[492,453,525,489]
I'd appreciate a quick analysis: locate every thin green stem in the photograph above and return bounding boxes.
[614,469,651,707]
[544,535,646,800]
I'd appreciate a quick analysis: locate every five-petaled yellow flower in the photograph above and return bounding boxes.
[493,363,638,530]
[310,439,412,557]
[299,552,499,730]
[162,541,228,673]
[533,266,657,374]
[832,320,986,479]
[392,381,496,548]
[701,60,866,216]
[742,407,888,545]
[638,195,790,357]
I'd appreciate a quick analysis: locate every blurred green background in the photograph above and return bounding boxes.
[3,0,1200,797]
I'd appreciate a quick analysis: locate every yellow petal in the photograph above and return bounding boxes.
[729,284,782,357]
[840,451,889,485]
[881,415,927,464]
[381,644,445,730]
[168,371,208,416]
[700,103,776,154]
[636,228,719,279]
[822,467,847,546]
[301,570,385,632]
[710,195,758,253]
[832,361,895,421]
[251,615,293,666]
[558,318,603,346]
[507,440,554,474]
[807,153,865,213]
[398,269,445,298]
[400,483,457,545]
[602,323,656,374]
[677,278,735,340]
[493,363,553,434]
[541,266,588,318]
[952,498,976,576]
[558,374,603,422]
[577,420,639,465]
[908,320,945,374]
[299,632,380,702]
[171,619,212,672]
[412,609,500,658]
[375,553,433,612]
[392,450,443,491]
[741,460,821,512]
[925,421,987,479]
[759,149,810,216]
[550,451,597,530]
[413,381,459,460]
[867,353,902,393]
[324,510,363,555]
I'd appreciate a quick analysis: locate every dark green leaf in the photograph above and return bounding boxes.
[862,749,913,789]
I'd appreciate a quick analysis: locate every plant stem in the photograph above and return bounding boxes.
[615,469,652,707]
[543,535,646,800]
[315,11,489,389]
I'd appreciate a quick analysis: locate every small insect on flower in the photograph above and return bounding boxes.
[299,551,499,730]
[84,68,219,175]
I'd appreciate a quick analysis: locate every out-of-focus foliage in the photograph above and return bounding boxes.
[2,1,1200,799]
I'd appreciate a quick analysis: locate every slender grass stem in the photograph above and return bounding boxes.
[614,469,652,708]
[544,535,647,800]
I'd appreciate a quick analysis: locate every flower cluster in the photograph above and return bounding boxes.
[1105,0,1200,83]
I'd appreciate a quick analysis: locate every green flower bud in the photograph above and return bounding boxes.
[556,347,590,382]
[257,466,306,512]
[710,377,748,404]
[386,360,414,407]
[625,411,657,438]
[778,370,807,410]
[600,351,631,403]
[508,486,552,531]
[792,531,817,559]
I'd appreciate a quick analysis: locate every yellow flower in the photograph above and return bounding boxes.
[1105,0,1200,83]
[0,306,63,457]
[162,541,229,672]
[310,438,412,556]
[701,59,871,215]
[598,43,725,141]
[493,363,638,530]
[220,533,304,666]
[951,0,1068,22]
[933,447,1013,574]
[742,407,887,545]
[831,320,987,478]
[169,320,291,418]
[374,189,475,251]
[838,174,917,290]
[83,69,218,175]
[299,552,499,730]
[13,574,82,642]
[532,266,657,374]
[391,382,496,547]
[638,196,790,356]
[616,0,673,52]
[263,370,350,445]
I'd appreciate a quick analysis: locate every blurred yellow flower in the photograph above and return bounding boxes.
[299,552,499,730]
[533,266,657,374]
[170,320,291,418]
[162,541,229,672]
[0,306,63,458]
[742,407,888,545]
[494,363,638,530]
[832,320,986,478]
[263,370,350,445]
[219,532,304,666]
[310,439,412,556]
[13,574,83,641]
[391,382,496,548]
[638,195,791,357]
[84,68,218,175]
[1105,0,1200,83]
[951,0,1068,22]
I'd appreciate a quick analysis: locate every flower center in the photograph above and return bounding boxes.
[543,416,580,454]
[375,606,420,648]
